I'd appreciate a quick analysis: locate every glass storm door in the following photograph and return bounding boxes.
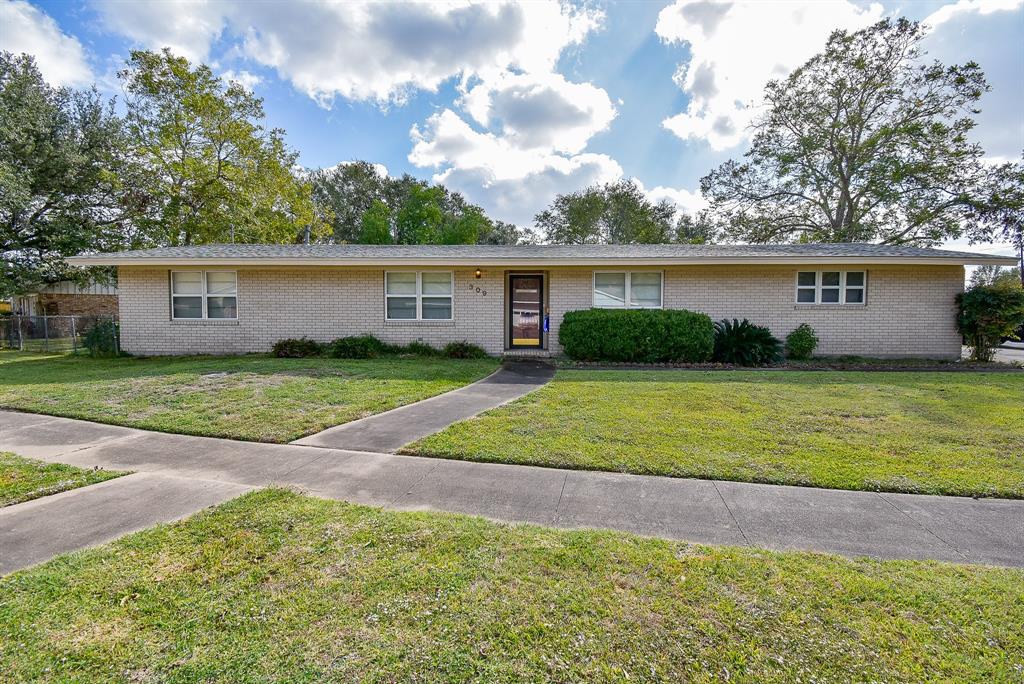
[509,275,543,348]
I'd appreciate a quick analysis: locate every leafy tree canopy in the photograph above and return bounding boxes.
[0,53,132,297]
[702,18,1006,246]
[311,163,534,245]
[120,49,326,247]
[534,179,711,244]
[967,157,1023,284]
[969,265,1022,289]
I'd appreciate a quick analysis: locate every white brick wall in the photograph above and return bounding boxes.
[118,263,964,358]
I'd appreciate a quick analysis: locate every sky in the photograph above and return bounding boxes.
[1,0,1022,257]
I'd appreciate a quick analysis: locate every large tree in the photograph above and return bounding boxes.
[0,53,134,297]
[701,18,999,245]
[534,179,701,244]
[310,161,387,243]
[970,158,1023,285]
[120,49,325,247]
[311,163,533,245]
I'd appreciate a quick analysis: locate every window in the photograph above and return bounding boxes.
[171,271,237,319]
[385,271,453,320]
[795,271,866,305]
[593,271,663,309]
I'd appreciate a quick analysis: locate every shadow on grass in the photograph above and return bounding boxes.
[0,352,498,388]
[547,367,1024,389]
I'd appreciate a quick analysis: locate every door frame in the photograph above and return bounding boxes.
[506,272,546,350]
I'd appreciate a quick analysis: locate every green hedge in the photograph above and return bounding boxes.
[558,309,714,363]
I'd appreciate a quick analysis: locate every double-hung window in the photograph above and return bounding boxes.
[795,271,866,305]
[385,271,453,320]
[593,271,663,309]
[171,271,238,319]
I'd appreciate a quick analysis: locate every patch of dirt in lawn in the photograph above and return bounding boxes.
[124,372,294,396]
[106,373,297,419]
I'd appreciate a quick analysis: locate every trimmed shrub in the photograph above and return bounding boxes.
[558,309,714,363]
[443,340,489,359]
[83,319,119,357]
[785,323,818,360]
[405,340,440,357]
[271,337,323,358]
[957,282,1024,361]
[713,318,783,366]
[328,335,390,359]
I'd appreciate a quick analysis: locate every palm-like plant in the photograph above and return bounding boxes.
[713,319,783,366]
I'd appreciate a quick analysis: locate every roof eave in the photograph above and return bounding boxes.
[66,255,1019,267]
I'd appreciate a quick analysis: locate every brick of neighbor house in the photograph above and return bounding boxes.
[36,293,119,317]
[66,243,1013,359]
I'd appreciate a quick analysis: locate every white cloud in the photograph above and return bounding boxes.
[90,0,602,106]
[408,67,622,225]
[925,0,1022,28]
[92,0,226,63]
[460,71,616,154]
[642,184,708,216]
[221,69,262,90]
[0,0,93,86]
[655,0,883,150]
[436,154,623,226]
[319,160,390,178]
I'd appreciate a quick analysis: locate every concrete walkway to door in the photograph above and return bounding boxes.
[292,360,554,452]
[2,409,1023,574]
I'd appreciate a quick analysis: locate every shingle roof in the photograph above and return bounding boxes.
[68,242,1017,265]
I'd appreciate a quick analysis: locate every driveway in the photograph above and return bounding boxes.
[995,345,1024,365]
[2,409,1022,574]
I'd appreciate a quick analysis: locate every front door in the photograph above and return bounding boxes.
[508,275,543,348]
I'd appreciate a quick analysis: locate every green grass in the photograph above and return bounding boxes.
[0,352,498,443]
[1,489,1020,682]
[406,370,1024,498]
[0,452,122,506]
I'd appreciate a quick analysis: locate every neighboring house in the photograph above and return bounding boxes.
[9,281,119,317]
[68,244,1016,359]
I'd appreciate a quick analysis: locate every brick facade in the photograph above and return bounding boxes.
[117,263,964,358]
[36,293,119,317]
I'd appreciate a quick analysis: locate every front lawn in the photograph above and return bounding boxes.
[406,370,1024,498]
[0,352,498,443]
[0,452,122,506]
[1,489,1020,682]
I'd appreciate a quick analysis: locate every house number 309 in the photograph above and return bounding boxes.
[467,284,487,296]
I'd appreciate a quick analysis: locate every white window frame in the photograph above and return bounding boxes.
[170,270,238,320]
[592,271,664,309]
[384,271,454,321]
[794,270,867,305]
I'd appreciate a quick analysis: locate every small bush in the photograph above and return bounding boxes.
[957,282,1024,361]
[82,319,119,357]
[328,335,390,359]
[713,318,783,366]
[405,340,440,357]
[443,340,489,359]
[785,323,818,360]
[271,337,323,358]
[558,309,714,363]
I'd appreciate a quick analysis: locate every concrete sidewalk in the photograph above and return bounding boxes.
[1,409,1022,573]
[292,360,554,452]
[0,473,250,574]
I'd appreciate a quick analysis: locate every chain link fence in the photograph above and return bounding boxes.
[0,315,120,354]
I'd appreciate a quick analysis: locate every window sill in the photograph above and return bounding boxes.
[170,319,240,325]
[792,304,866,310]
[384,319,457,327]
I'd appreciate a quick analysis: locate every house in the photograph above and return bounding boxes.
[9,281,119,317]
[67,243,1017,359]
